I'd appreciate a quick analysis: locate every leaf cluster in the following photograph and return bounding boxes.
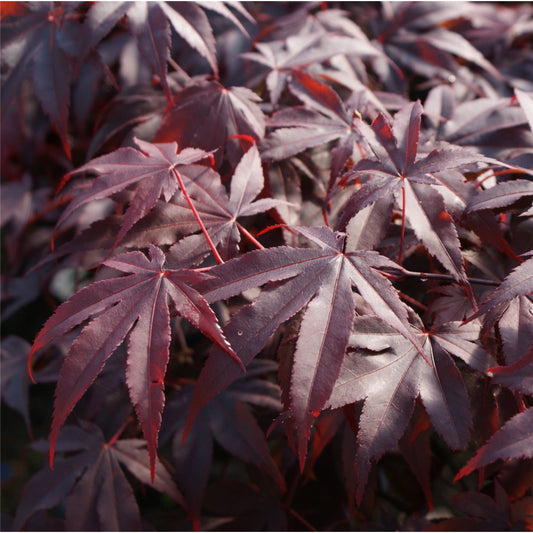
[1,2,532,530]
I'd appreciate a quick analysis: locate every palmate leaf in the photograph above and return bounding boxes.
[169,145,290,260]
[38,146,288,267]
[84,1,253,101]
[467,255,533,331]
[187,225,423,466]
[1,3,83,158]
[371,2,500,90]
[29,245,238,478]
[58,137,211,252]
[424,85,532,157]
[242,23,379,105]
[155,80,265,169]
[14,422,183,531]
[326,315,475,503]
[455,408,533,481]
[161,363,283,525]
[260,70,361,184]
[338,101,493,284]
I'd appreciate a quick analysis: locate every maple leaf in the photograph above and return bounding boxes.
[337,101,493,284]
[242,25,379,105]
[325,315,477,503]
[29,245,238,478]
[14,421,183,531]
[86,82,170,159]
[46,146,289,265]
[465,179,533,214]
[186,225,424,466]
[466,255,533,334]
[161,360,283,525]
[426,169,520,261]
[424,85,533,161]
[57,137,211,253]
[163,145,289,260]
[1,3,83,158]
[488,346,533,394]
[155,80,265,169]
[126,1,252,98]
[260,70,362,185]
[84,1,252,103]
[455,407,533,481]
[372,2,500,89]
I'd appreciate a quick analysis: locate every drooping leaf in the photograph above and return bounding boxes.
[455,408,533,481]
[127,2,172,102]
[29,245,237,478]
[14,422,183,531]
[161,362,283,523]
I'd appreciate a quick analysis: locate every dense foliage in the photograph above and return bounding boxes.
[2,1,533,530]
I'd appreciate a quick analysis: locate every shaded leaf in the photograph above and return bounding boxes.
[14,422,183,531]
[455,408,533,480]
[155,80,265,169]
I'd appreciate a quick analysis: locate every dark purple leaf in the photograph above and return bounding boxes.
[58,138,211,251]
[455,408,533,481]
[488,345,533,394]
[162,366,282,523]
[467,256,533,327]
[30,245,237,478]
[1,3,83,157]
[243,31,379,105]
[14,422,182,531]
[187,226,423,465]
[465,179,533,213]
[127,3,172,102]
[155,80,265,169]
[338,102,485,283]
[326,315,472,503]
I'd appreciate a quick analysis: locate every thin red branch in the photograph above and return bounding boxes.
[172,166,224,264]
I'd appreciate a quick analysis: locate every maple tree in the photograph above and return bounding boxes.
[1,1,532,531]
